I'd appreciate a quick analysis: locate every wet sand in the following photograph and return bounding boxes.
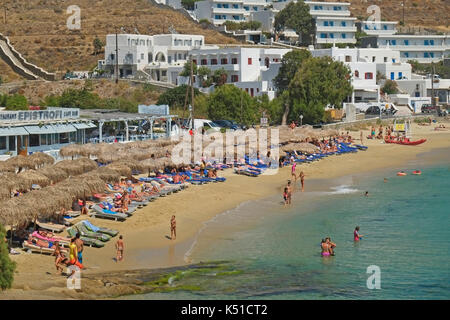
[2,120,450,299]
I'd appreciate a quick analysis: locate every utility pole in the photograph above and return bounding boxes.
[431,62,435,107]
[190,58,195,130]
[402,0,406,26]
[115,30,119,84]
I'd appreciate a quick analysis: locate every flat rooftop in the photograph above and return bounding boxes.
[80,109,177,122]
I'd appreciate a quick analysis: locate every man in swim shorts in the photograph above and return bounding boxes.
[325,237,336,256]
[116,235,124,262]
[75,233,84,265]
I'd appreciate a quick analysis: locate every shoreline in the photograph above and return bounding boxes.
[2,121,450,299]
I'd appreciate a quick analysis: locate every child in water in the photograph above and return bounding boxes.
[354,226,363,241]
[283,187,289,206]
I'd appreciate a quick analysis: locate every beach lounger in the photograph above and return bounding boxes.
[73,223,111,242]
[91,205,127,222]
[66,227,105,248]
[36,221,65,233]
[22,240,68,255]
[81,220,118,237]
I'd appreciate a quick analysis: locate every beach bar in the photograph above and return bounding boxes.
[0,108,96,156]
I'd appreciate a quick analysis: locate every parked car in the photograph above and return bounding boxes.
[365,106,381,115]
[421,104,438,114]
[213,120,239,130]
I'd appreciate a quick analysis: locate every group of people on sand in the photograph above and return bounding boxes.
[53,233,84,275]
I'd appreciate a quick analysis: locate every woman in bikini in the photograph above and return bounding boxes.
[53,242,69,274]
[299,171,305,192]
[321,239,330,257]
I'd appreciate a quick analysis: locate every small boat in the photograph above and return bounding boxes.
[384,138,427,146]
[412,170,422,175]
[397,171,407,176]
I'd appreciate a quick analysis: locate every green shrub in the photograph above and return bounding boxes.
[0,223,16,290]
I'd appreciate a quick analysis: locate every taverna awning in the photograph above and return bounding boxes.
[24,125,56,135]
[51,124,77,133]
[0,127,29,136]
[72,122,96,129]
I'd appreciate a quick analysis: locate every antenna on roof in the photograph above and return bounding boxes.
[168,25,178,34]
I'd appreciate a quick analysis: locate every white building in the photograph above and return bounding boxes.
[310,46,412,105]
[183,47,291,99]
[271,1,356,45]
[194,0,269,26]
[361,34,450,63]
[357,21,398,36]
[100,34,217,83]
[153,0,182,9]
[396,78,450,107]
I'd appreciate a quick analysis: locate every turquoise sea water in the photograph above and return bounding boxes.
[133,150,450,300]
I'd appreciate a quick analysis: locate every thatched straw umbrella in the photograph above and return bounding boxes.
[5,155,34,172]
[54,158,98,176]
[86,167,121,183]
[78,143,99,158]
[106,163,132,177]
[112,159,144,172]
[28,152,55,168]
[0,161,16,173]
[38,166,69,184]
[283,142,318,154]
[59,144,83,159]
[1,172,29,193]
[0,186,10,201]
[17,170,51,188]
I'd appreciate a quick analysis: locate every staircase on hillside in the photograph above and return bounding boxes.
[0,33,56,81]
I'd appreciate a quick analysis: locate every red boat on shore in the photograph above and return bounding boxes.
[384,137,427,145]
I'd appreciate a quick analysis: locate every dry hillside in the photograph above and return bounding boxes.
[0,79,162,106]
[0,0,238,82]
[335,0,449,31]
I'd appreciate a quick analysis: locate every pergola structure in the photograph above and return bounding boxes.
[79,109,178,142]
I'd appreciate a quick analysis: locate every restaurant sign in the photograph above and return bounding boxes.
[138,104,170,116]
[0,108,80,122]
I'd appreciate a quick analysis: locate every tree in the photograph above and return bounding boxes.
[287,56,353,124]
[0,223,16,290]
[274,1,314,45]
[197,66,212,87]
[157,85,201,109]
[382,80,399,95]
[93,37,104,55]
[274,49,312,93]
[4,94,28,110]
[212,68,228,86]
[207,84,258,126]
[255,94,285,125]
[179,59,198,77]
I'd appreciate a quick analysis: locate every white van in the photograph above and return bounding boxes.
[187,119,221,133]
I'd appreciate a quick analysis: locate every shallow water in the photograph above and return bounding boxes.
[129,149,450,300]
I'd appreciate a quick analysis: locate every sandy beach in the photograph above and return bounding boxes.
[2,119,450,300]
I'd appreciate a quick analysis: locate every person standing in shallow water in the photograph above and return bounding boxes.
[299,171,305,192]
[170,215,177,240]
[354,226,363,241]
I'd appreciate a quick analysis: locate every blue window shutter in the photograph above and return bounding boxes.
[390,72,395,80]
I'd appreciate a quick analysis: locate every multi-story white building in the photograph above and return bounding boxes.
[194,0,269,25]
[268,1,357,45]
[153,0,182,9]
[183,47,291,99]
[361,34,450,63]
[99,34,217,83]
[310,46,412,104]
[357,21,398,36]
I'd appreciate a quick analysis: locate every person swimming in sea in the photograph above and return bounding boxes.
[321,239,330,257]
[354,226,363,241]
[325,237,336,256]
[364,191,369,197]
